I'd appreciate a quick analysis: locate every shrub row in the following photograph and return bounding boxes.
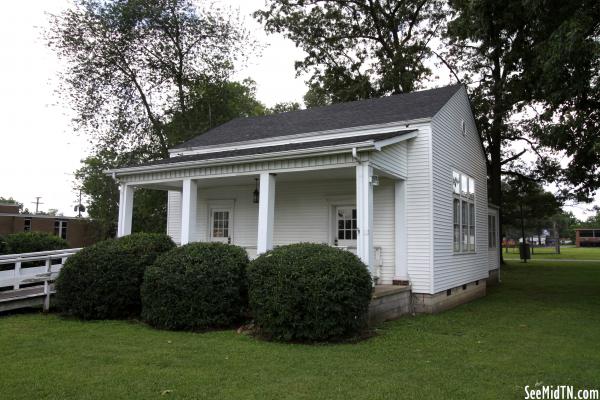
[56,238,373,342]
[55,233,176,319]
[0,232,68,255]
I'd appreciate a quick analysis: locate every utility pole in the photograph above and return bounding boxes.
[32,197,43,214]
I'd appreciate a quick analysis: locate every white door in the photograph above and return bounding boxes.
[209,208,232,244]
[335,206,357,251]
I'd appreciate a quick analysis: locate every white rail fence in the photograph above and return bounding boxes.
[0,248,81,312]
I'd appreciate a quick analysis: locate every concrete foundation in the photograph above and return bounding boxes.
[487,269,500,286]
[368,279,487,325]
[412,280,486,314]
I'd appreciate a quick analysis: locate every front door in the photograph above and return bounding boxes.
[209,208,232,244]
[335,206,357,250]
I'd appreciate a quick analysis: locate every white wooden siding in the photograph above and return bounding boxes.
[488,207,500,271]
[165,177,397,283]
[369,141,408,178]
[431,87,489,292]
[404,127,434,293]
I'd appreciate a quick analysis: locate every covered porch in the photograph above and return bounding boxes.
[116,161,409,285]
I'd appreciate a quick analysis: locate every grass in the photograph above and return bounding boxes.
[1,260,600,399]
[503,245,600,260]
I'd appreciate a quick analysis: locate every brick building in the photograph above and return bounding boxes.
[0,203,98,249]
[575,228,600,247]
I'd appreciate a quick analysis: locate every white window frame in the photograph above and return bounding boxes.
[488,214,497,248]
[54,220,68,240]
[334,205,358,248]
[453,171,476,253]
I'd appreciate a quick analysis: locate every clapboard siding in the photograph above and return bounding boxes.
[405,127,434,293]
[369,141,408,177]
[431,88,489,292]
[488,207,500,271]
[165,177,397,283]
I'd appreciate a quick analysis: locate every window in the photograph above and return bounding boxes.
[212,211,229,238]
[453,199,460,252]
[337,207,357,241]
[23,218,31,232]
[580,230,594,238]
[488,215,497,248]
[54,220,68,240]
[453,171,476,253]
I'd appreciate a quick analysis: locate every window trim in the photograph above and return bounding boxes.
[452,170,476,254]
[488,214,497,249]
[54,219,68,240]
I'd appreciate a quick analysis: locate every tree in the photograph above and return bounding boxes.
[0,197,23,212]
[255,0,446,106]
[49,0,258,234]
[444,0,599,261]
[524,1,600,203]
[268,102,302,114]
[48,0,254,158]
[75,80,268,235]
[502,178,561,245]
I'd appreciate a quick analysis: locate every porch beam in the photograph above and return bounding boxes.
[356,163,374,275]
[394,180,408,281]
[257,172,276,254]
[180,178,198,245]
[117,184,134,237]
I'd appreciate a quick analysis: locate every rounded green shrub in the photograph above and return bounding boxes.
[141,242,249,331]
[247,243,373,342]
[4,232,68,254]
[0,236,8,255]
[55,233,175,319]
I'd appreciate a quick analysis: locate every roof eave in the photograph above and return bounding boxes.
[107,143,376,177]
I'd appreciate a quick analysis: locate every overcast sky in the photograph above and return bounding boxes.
[0,0,597,219]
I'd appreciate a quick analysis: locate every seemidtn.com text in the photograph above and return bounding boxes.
[525,385,599,400]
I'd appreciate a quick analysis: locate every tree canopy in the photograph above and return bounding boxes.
[48,0,254,158]
[255,0,446,106]
[255,0,600,233]
[48,0,264,235]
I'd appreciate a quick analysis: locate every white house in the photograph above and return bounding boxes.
[109,84,501,313]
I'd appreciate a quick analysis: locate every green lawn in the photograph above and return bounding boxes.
[1,260,600,399]
[503,245,600,260]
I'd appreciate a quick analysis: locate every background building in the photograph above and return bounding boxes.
[0,203,98,249]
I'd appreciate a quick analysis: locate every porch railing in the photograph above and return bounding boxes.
[0,248,82,312]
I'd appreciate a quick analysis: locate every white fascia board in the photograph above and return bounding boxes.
[107,143,376,176]
[169,118,432,156]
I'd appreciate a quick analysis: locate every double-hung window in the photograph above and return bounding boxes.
[54,220,68,240]
[453,171,476,253]
[488,215,497,248]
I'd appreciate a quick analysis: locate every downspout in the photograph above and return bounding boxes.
[352,147,359,162]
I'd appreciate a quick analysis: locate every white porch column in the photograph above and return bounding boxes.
[356,163,374,274]
[180,178,198,245]
[394,180,409,282]
[257,172,276,254]
[117,184,134,237]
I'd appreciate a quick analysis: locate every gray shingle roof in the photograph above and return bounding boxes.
[135,130,416,168]
[173,84,462,150]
